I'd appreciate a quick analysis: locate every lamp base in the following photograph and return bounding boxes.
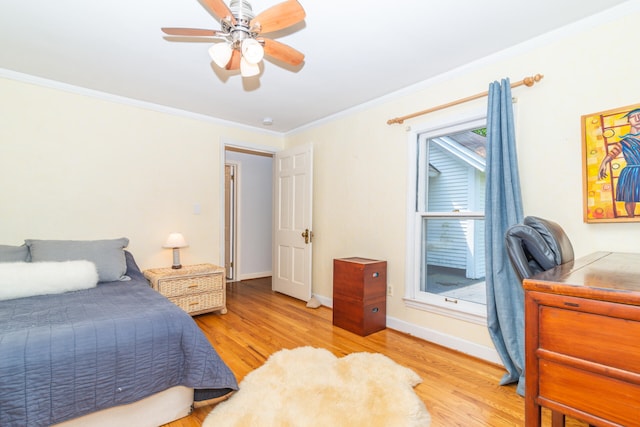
[171,248,182,269]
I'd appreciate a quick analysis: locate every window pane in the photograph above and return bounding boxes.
[420,217,486,304]
[417,127,486,305]
[417,128,486,214]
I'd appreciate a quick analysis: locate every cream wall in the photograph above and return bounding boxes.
[0,78,283,270]
[285,4,640,358]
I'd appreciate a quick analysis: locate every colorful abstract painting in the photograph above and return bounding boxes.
[583,103,640,222]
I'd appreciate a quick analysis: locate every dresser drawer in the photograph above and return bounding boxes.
[333,295,386,336]
[539,303,640,373]
[333,258,386,301]
[539,360,640,426]
[169,291,225,315]
[157,273,223,298]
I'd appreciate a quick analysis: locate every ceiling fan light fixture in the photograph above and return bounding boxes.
[240,56,260,77]
[163,0,306,78]
[209,42,233,68]
[241,38,264,64]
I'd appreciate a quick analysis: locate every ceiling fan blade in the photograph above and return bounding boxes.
[201,0,237,25]
[261,38,304,66]
[161,27,221,37]
[226,49,241,70]
[251,0,305,34]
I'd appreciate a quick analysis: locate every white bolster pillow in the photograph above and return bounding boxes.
[0,260,99,301]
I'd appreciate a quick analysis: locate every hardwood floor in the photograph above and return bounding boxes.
[165,277,587,427]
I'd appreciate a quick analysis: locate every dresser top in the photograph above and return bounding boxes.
[335,257,384,264]
[144,263,223,279]
[523,252,640,305]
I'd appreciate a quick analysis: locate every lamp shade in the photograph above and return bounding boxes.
[241,39,264,64]
[209,42,233,68]
[240,57,260,77]
[163,233,188,248]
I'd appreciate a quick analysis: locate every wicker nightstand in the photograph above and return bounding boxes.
[143,264,227,316]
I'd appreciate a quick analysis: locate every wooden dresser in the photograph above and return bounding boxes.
[523,252,640,427]
[144,263,227,316]
[332,257,387,336]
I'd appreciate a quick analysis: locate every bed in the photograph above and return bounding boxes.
[0,239,238,427]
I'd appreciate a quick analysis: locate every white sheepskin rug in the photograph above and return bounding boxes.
[203,346,431,427]
[0,260,98,301]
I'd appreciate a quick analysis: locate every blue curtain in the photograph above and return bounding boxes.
[485,78,525,395]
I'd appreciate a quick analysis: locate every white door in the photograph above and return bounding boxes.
[272,143,313,301]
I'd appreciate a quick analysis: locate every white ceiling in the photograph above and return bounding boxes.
[0,0,631,133]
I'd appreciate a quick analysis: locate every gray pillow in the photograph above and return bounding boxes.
[25,238,130,282]
[0,244,29,262]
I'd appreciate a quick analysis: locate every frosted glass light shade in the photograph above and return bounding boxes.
[241,39,264,64]
[209,43,233,68]
[240,57,260,77]
[163,233,188,249]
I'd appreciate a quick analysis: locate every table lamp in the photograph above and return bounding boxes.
[163,232,188,269]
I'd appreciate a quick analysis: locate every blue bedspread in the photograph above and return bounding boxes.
[0,252,238,426]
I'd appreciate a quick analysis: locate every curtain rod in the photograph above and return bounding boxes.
[386,73,544,125]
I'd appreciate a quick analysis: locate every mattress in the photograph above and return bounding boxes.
[0,252,238,426]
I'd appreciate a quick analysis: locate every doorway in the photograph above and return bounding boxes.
[223,145,274,283]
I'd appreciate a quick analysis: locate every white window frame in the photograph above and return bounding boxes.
[404,112,488,326]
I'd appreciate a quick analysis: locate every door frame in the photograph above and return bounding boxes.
[219,139,277,280]
[224,161,239,281]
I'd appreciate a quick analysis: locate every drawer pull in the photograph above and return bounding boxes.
[372,307,379,313]
[372,272,379,278]
[564,302,580,308]
[188,284,199,289]
[189,302,200,306]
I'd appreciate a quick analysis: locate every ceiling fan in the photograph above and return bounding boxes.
[162,0,306,78]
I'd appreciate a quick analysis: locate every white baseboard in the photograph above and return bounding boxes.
[312,294,502,366]
[313,293,333,308]
[386,316,502,365]
[237,271,272,281]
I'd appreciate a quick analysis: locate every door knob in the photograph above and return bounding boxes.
[301,228,313,244]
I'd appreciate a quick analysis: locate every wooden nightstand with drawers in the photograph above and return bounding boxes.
[143,263,227,316]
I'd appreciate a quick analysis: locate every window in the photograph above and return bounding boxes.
[405,116,487,324]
